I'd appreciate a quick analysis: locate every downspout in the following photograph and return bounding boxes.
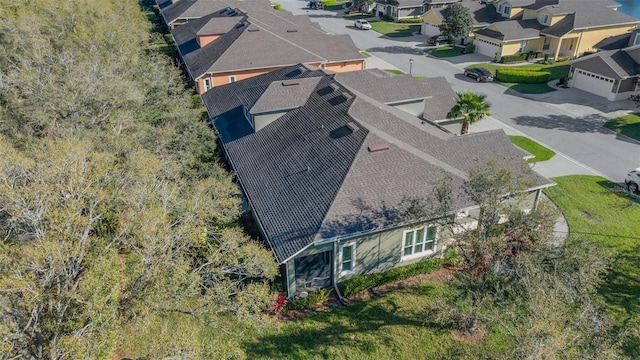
[332,241,346,305]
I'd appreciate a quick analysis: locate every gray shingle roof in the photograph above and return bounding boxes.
[196,16,241,35]
[204,65,553,264]
[249,76,323,114]
[485,19,543,41]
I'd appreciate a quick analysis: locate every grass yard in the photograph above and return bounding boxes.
[369,21,420,38]
[384,69,404,75]
[321,0,348,11]
[426,46,464,58]
[604,113,640,141]
[508,135,555,163]
[465,62,570,94]
[544,176,640,357]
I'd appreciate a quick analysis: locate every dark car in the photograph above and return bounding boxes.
[464,67,494,82]
[427,35,452,46]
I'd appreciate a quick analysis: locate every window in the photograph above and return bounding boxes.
[498,4,503,13]
[340,243,355,274]
[519,40,526,52]
[402,226,437,259]
[634,33,640,46]
[229,75,236,83]
[540,13,549,25]
[503,6,510,15]
[543,37,550,50]
[203,78,212,91]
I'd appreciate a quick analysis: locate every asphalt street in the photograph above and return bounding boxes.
[279,0,640,182]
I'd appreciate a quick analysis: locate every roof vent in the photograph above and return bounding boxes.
[228,10,238,16]
[346,122,359,133]
[282,80,299,86]
[298,66,307,73]
[287,29,298,32]
[220,7,230,14]
[341,92,353,101]
[329,83,340,92]
[368,144,390,152]
[248,28,259,32]
[235,21,246,29]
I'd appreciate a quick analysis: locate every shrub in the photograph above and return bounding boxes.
[464,43,475,54]
[272,2,282,10]
[398,18,423,23]
[556,55,572,62]
[339,259,442,297]
[500,53,528,63]
[382,15,395,22]
[495,68,550,83]
[271,293,288,313]
[443,247,463,269]
[288,288,332,310]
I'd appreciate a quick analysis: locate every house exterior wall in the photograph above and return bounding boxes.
[521,8,538,20]
[618,77,636,93]
[421,11,442,35]
[324,60,365,73]
[197,34,222,48]
[253,111,289,131]
[398,7,422,19]
[572,24,639,56]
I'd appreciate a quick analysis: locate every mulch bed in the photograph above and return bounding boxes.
[276,267,457,322]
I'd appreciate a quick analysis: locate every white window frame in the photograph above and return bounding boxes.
[634,33,640,46]
[503,6,510,15]
[203,77,212,91]
[229,75,236,83]
[340,242,356,275]
[540,13,549,25]
[401,225,437,260]
[498,4,503,13]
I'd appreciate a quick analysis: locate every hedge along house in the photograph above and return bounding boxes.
[472,0,640,61]
[202,65,554,298]
[160,0,365,94]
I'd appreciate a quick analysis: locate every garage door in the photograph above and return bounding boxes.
[421,23,440,36]
[571,69,615,99]
[476,38,501,58]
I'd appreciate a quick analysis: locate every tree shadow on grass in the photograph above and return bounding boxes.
[243,297,429,358]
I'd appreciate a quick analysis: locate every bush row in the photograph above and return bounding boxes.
[397,18,423,23]
[495,69,550,83]
[500,51,543,63]
[339,258,442,297]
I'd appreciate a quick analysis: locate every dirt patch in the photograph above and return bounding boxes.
[451,323,488,344]
[275,267,456,321]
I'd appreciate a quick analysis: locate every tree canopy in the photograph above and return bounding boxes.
[447,91,491,134]
[438,3,474,41]
[0,0,277,358]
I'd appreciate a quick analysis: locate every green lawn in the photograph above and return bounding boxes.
[384,69,404,75]
[321,0,348,11]
[369,21,420,38]
[544,176,640,356]
[426,46,464,58]
[605,113,640,141]
[465,62,570,94]
[508,135,556,163]
[360,51,372,58]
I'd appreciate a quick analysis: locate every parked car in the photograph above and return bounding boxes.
[464,67,494,82]
[354,19,371,30]
[427,35,452,46]
[625,167,640,193]
[344,7,360,14]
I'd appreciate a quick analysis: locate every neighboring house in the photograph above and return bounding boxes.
[473,0,640,60]
[421,1,502,38]
[376,0,456,20]
[160,0,365,94]
[568,45,640,101]
[202,64,554,298]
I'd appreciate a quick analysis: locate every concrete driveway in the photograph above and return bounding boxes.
[279,0,640,182]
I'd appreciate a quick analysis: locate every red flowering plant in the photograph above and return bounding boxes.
[272,293,288,313]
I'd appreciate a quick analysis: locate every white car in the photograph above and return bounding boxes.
[625,167,640,192]
[354,19,371,30]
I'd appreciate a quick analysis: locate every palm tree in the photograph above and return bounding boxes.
[447,91,491,135]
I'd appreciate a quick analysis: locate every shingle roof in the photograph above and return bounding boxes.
[204,65,553,263]
[249,76,323,114]
[476,19,543,41]
[167,1,363,78]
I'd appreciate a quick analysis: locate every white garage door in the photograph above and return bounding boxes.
[476,38,501,58]
[571,69,615,99]
[421,23,440,36]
